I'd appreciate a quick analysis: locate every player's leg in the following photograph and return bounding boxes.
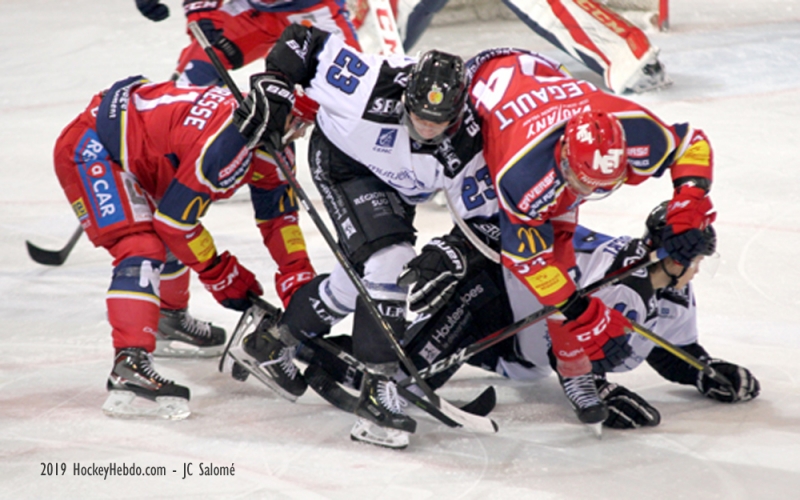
[155,250,227,358]
[53,107,190,419]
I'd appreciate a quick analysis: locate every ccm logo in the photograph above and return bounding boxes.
[575,309,610,342]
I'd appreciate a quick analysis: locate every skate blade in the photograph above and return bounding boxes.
[102,390,191,420]
[226,346,299,403]
[586,422,603,439]
[154,340,224,358]
[350,419,409,450]
[219,305,266,373]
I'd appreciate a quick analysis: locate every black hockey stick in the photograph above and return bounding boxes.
[243,293,498,431]
[26,224,84,266]
[189,22,496,432]
[401,248,669,385]
[628,322,735,390]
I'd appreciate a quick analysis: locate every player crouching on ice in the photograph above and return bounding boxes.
[53,76,316,419]
[297,202,759,433]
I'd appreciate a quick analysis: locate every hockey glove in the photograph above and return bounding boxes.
[663,185,717,266]
[557,296,633,373]
[136,0,169,22]
[696,360,760,403]
[597,378,661,429]
[183,0,222,18]
[275,259,316,309]
[198,251,263,311]
[397,235,468,314]
[233,73,295,150]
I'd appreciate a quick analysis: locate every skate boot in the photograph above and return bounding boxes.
[223,311,307,401]
[351,373,416,449]
[102,347,191,420]
[155,308,226,358]
[559,373,608,436]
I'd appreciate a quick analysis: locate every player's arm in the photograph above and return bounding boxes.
[154,122,264,311]
[233,24,333,149]
[249,149,316,308]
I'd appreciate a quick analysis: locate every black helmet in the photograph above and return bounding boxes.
[644,201,717,256]
[403,50,467,144]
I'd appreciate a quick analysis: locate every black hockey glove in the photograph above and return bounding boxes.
[696,360,760,403]
[135,0,169,22]
[397,235,468,315]
[233,73,295,150]
[596,379,661,429]
[662,227,707,267]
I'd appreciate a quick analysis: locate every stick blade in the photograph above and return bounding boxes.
[26,240,69,266]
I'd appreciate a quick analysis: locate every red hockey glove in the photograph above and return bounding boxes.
[663,185,717,265]
[557,296,632,373]
[275,258,315,308]
[183,0,221,18]
[198,251,263,311]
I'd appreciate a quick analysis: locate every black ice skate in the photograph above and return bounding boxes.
[559,373,608,437]
[220,300,307,401]
[155,308,226,358]
[102,347,191,420]
[351,373,417,449]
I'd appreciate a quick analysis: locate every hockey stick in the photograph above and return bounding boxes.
[26,224,84,266]
[365,0,405,55]
[242,293,498,431]
[628,321,735,390]
[189,21,496,432]
[401,247,669,384]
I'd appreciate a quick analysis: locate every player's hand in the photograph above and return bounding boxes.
[557,296,632,373]
[397,235,468,314]
[234,73,295,150]
[183,0,222,18]
[663,185,716,265]
[136,0,169,22]
[275,259,315,308]
[199,251,263,311]
[697,360,760,403]
[597,379,661,429]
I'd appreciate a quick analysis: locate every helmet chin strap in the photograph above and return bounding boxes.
[661,260,688,288]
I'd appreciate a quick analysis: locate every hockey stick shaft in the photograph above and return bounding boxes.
[405,247,669,383]
[628,322,734,389]
[26,224,84,266]
[365,0,405,55]
[188,21,442,407]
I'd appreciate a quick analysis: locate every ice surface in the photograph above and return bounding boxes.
[1,0,799,498]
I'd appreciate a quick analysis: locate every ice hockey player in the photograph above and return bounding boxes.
[352,0,670,94]
[133,0,362,86]
[53,75,315,419]
[223,23,479,449]
[421,46,713,429]
[302,203,759,431]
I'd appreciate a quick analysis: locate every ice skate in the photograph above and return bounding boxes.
[350,417,411,449]
[102,347,191,420]
[154,308,226,358]
[221,303,307,400]
[351,373,416,449]
[559,373,608,437]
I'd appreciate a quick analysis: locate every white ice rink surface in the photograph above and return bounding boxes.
[2,0,799,498]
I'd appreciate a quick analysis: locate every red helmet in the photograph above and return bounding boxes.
[558,111,628,198]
